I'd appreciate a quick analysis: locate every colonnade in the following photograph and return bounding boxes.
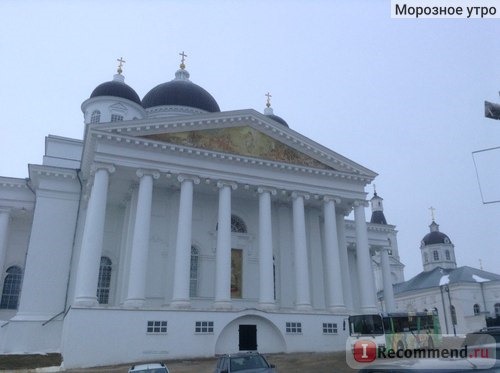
[73,164,379,313]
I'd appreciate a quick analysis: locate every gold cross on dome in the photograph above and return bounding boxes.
[265,92,272,108]
[429,206,436,222]
[179,51,188,69]
[117,57,126,74]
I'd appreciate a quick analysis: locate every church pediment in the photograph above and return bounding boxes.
[91,109,377,177]
[141,126,333,170]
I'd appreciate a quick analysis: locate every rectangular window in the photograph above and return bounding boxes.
[146,320,167,334]
[111,114,124,122]
[322,322,338,334]
[285,322,302,334]
[195,321,214,334]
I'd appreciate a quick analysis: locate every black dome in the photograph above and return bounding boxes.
[90,81,141,106]
[267,114,289,127]
[422,231,452,245]
[142,80,220,112]
[371,211,387,225]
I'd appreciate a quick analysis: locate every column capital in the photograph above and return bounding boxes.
[136,169,160,180]
[323,195,341,204]
[90,163,115,175]
[291,191,310,200]
[257,186,277,195]
[177,174,200,184]
[353,199,369,208]
[217,180,237,190]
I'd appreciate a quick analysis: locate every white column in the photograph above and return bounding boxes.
[258,187,276,309]
[323,197,346,313]
[292,192,312,311]
[214,181,237,309]
[354,201,378,313]
[381,246,395,312]
[124,169,159,307]
[74,164,114,306]
[336,211,353,312]
[0,208,11,274]
[171,175,200,308]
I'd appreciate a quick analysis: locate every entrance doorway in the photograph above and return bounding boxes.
[238,324,257,351]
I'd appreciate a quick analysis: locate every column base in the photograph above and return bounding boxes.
[73,297,98,307]
[123,299,145,308]
[213,300,232,310]
[170,299,191,309]
[328,305,348,314]
[258,302,277,311]
[295,304,313,312]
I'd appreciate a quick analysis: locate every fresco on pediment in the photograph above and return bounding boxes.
[142,126,332,170]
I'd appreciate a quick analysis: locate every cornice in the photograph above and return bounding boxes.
[0,177,29,190]
[29,165,78,180]
[345,220,397,233]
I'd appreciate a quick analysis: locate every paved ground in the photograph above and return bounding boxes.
[3,337,465,372]
[65,352,354,373]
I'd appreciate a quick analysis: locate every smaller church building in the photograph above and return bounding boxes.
[386,218,500,335]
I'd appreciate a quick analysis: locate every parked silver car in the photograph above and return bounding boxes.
[214,352,277,373]
[128,362,169,373]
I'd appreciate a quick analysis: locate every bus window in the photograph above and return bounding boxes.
[383,317,392,333]
[408,316,419,331]
[348,315,384,336]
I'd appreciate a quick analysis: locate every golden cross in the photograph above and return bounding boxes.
[429,206,436,222]
[265,92,272,108]
[179,51,188,69]
[117,57,126,74]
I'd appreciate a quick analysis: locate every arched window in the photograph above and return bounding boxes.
[90,110,101,124]
[0,266,23,309]
[445,250,451,260]
[190,246,199,297]
[433,250,439,261]
[216,215,247,233]
[97,257,112,304]
[231,215,247,233]
[424,252,428,263]
[473,304,480,316]
[495,303,500,317]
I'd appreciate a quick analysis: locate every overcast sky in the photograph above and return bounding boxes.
[1,0,500,279]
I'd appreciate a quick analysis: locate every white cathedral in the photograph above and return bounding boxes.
[0,56,404,368]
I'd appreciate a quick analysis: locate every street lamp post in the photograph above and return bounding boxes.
[445,285,457,336]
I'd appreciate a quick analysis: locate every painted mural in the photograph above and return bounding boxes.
[231,249,242,299]
[142,126,332,170]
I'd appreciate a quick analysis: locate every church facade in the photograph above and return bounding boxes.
[0,58,401,368]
